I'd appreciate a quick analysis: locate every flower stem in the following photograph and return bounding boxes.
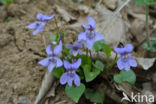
[54,16,59,34]
[145,4,150,47]
[107,53,118,71]
[86,48,89,58]
[89,50,92,59]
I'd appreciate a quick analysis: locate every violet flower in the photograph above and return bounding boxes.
[114,44,137,71]
[66,41,82,56]
[26,13,54,35]
[78,16,104,50]
[60,58,81,86]
[38,41,63,72]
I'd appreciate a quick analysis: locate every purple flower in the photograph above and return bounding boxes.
[114,44,137,71]
[38,41,63,72]
[78,16,104,50]
[26,13,54,35]
[66,41,82,56]
[37,13,55,21]
[60,58,81,86]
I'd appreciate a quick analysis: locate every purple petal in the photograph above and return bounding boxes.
[87,16,96,29]
[72,58,81,70]
[69,49,74,55]
[125,44,133,54]
[76,42,83,48]
[32,22,46,35]
[67,77,73,87]
[82,21,90,29]
[66,44,73,49]
[54,41,62,55]
[76,40,85,47]
[114,44,133,55]
[37,13,44,20]
[56,57,63,67]
[117,56,132,71]
[43,14,55,21]
[48,63,56,72]
[60,72,68,85]
[52,41,57,45]
[127,56,137,67]
[46,45,52,55]
[95,32,104,41]
[64,60,71,70]
[74,73,80,86]
[78,50,82,55]
[26,22,39,29]
[37,13,55,21]
[78,32,87,41]
[124,63,130,71]
[38,57,50,66]
[85,38,95,50]
[117,57,125,70]
[114,47,125,55]
[72,50,78,56]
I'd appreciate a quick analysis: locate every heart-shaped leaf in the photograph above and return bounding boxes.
[102,43,112,58]
[93,40,112,58]
[65,83,85,103]
[81,55,92,66]
[93,40,105,51]
[83,65,100,82]
[85,88,105,103]
[114,69,136,85]
[93,60,104,71]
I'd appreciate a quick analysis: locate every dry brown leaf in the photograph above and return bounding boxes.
[95,5,126,45]
[55,5,76,22]
[136,58,156,70]
[103,0,118,10]
[130,19,146,43]
[34,72,55,104]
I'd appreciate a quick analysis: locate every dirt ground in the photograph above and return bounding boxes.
[0,0,59,103]
[0,0,155,104]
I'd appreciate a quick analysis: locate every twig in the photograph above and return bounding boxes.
[114,0,131,15]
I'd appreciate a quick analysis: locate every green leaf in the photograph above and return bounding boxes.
[4,16,12,22]
[49,35,56,41]
[65,83,85,103]
[114,69,136,85]
[151,37,156,41]
[93,60,104,71]
[93,40,105,51]
[56,33,60,41]
[81,55,92,67]
[52,67,64,78]
[93,40,112,58]
[0,0,5,4]
[63,48,70,55]
[5,0,12,4]
[85,88,105,103]
[134,0,156,5]
[102,43,112,58]
[143,40,156,50]
[76,68,85,80]
[134,0,146,5]
[83,65,100,82]
[147,0,156,4]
